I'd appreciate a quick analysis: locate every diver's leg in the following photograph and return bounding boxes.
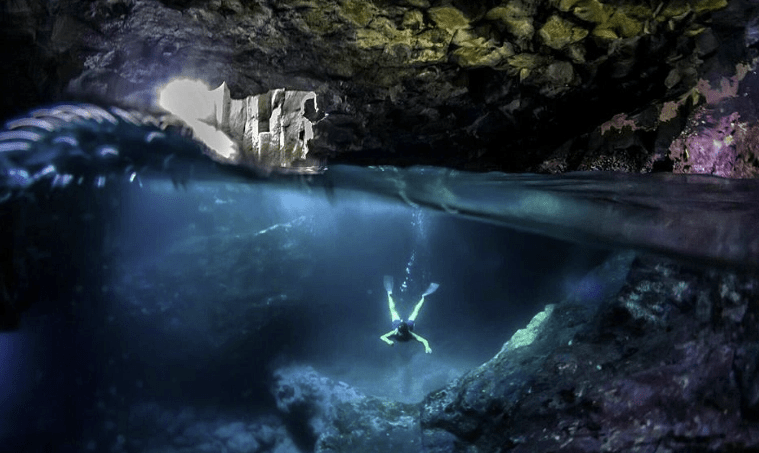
[409,283,438,321]
[385,276,401,321]
[408,296,426,322]
[410,331,432,353]
[388,294,401,322]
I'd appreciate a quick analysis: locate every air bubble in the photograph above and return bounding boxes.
[32,164,56,181]
[51,173,73,187]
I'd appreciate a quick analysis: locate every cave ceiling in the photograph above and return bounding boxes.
[1,0,758,174]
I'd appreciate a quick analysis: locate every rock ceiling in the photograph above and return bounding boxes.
[2,0,758,174]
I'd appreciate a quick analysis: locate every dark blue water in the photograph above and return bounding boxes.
[0,175,614,452]
[3,164,758,452]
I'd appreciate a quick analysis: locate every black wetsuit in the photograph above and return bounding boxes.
[392,320,415,342]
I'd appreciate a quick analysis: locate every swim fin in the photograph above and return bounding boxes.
[422,282,440,297]
[384,275,394,295]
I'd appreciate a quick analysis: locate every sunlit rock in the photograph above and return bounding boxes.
[503,303,555,350]
[158,79,323,174]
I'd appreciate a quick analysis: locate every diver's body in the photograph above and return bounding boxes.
[380,275,439,354]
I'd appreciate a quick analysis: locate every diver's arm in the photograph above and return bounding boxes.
[380,330,396,346]
[410,331,432,354]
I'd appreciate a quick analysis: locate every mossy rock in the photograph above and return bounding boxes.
[607,10,643,37]
[565,43,586,63]
[657,3,691,20]
[591,25,618,40]
[572,0,610,23]
[508,304,555,349]
[451,28,478,46]
[508,52,545,70]
[625,4,655,20]
[556,0,584,12]
[402,9,424,30]
[428,6,470,32]
[539,15,589,50]
[302,6,342,34]
[486,5,535,42]
[453,41,515,68]
[355,28,390,48]
[339,0,375,27]
[693,0,728,13]
[486,4,529,20]
[507,52,548,80]
[544,60,575,86]
[685,24,707,36]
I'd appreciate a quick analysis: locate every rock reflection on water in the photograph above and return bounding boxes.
[328,165,759,268]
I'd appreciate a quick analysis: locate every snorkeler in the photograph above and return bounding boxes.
[379,275,439,354]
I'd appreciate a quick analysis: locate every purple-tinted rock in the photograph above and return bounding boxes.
[421,255,759,452]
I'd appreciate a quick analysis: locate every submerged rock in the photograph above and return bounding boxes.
[273,365,421,453]
[119,402,298,453]
[421,253,759,451]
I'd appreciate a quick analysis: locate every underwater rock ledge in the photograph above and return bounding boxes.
[272,365,421,453]
[261,252,759,452]
[420,253,759,452]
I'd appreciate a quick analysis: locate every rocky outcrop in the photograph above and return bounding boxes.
[252,252,759,452]
[421,254,759,452]
[23,246,759,452]
[2,0,757,173]
[273,365,421,453]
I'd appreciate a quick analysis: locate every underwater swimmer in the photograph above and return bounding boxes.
[379,275,439,354]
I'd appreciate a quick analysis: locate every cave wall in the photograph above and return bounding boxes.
[1,0,758,173]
